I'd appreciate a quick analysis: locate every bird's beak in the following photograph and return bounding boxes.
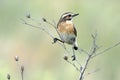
[72,13,79,17]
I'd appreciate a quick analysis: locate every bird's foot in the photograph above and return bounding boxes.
[53,38,58,43]
[52,38,64,44]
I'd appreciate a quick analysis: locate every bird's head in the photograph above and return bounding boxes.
[60,12,79,21]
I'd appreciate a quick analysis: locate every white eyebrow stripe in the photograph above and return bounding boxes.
[62,13,72,18]
[62,14,68,18]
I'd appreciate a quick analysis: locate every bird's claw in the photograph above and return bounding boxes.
[53,38,58,44]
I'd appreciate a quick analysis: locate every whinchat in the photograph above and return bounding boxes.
[54,12,79,60]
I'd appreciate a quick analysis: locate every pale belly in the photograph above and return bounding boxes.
[59,32,76,44]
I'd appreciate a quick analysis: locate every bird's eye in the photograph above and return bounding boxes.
[68,14,71,17]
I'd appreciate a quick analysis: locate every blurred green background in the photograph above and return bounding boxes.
[0,0,120,80]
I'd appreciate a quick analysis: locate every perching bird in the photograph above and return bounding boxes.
[55,12,79,60]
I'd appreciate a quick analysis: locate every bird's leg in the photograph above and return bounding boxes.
[53,38,64,43]
[71,48,76,61]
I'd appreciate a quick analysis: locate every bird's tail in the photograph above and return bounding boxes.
[73,41,78,50]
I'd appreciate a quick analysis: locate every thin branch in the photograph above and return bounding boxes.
[79,34,98,80]
[14,56,24,80]
[26,12,41,25]
[21,65,24,80]
[79,54,92,80]
[66,60,81,72]
[42,18,56,28]
[78,48,89,55]
[42,18,62,40]
[84,68,100,77]
[91,34,98,53]
[21,19,54,38]
[92,41,120,58]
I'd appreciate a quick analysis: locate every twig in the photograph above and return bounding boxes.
[21,65,24,80]
[21,19,54,38]
[66,60,81,72]
[84,68,100,77]
[14,56,24,80]
[42,18,62,41]
[79,54,92,80]
[92,41,120,58]
[42,18,56,28]
[78,48,89,55]
[79,34,98,80]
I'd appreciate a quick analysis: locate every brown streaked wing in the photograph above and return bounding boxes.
[73,26,77,36]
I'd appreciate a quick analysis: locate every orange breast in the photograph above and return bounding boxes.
[58,21,74,34]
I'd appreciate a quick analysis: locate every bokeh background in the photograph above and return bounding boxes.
[0,0,120,80]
